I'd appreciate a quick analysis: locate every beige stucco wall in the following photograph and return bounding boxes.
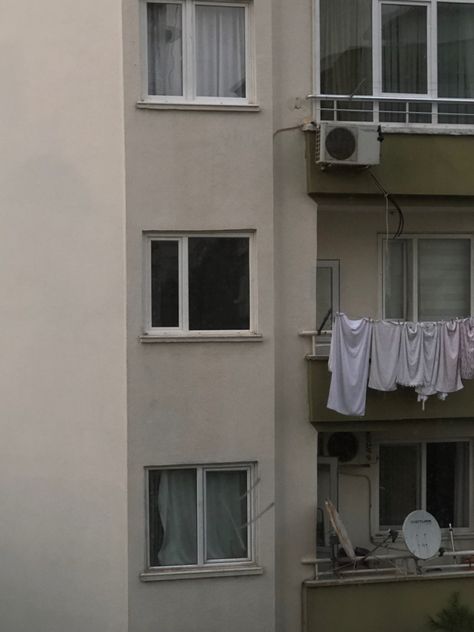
[123,0,277,630]
[272,0,319,631]
[0,2,127,631]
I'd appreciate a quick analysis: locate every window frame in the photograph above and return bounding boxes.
[372,438,473,535]
[143,231,257,337]
[144,462,257,573]
[140,0,255,106]
[378,232,474,320]
[316,259,340,336]
[314,0,474,128]
[374,0,434,100]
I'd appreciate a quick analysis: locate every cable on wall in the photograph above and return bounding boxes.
[367,169,405,239]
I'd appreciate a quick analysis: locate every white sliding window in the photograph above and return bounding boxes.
[147,464,255,569]
[317,0,474,126]
[382,235,472,321]
[143,0,251,104]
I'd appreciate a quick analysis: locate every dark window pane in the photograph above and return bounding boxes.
[336,100,373,122]
[382,4,427,94]
[380,444,420,526]
[409,101,432,124]
[320,0,373,95]
[438,103,474,125]
[188,237,250,330]
[151,241,179,328]
[427,442,469,528]
[438,3,474,99]
[206,470,248,560]
[148,469,197,566]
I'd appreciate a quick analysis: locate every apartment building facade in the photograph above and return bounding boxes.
[3,0,474,631]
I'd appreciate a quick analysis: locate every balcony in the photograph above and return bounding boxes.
[302,334,474,427]
[303,563,474,632]
[305,113,474,199]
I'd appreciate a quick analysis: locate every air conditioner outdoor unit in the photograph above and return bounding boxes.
[321,431,374,466]
[316,123,380,166]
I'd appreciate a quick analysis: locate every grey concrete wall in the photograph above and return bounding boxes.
[123,0,276,630]
[0,1,128,630]
[272,0,320,631]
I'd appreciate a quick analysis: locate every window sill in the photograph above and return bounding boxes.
[140,563,263,582]
[139,332,263,343]
[136,100,261,113]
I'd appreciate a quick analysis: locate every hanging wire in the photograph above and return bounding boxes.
[368,169,405,239]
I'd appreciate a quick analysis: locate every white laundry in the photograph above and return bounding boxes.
[415,322,441,403]
[327,313,372,416]
[434,320,463,395]
[460,318,474,380]
[396,322,425,387]
[368,320,401,391]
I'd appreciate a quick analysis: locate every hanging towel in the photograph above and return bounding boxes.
[368,320,402,391]
[435,320,463,395]
[397,322,425,387]
[327,313,373,416]
[415,322,441,405]
[460,318,474,380]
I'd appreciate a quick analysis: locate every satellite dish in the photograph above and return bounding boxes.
[325,499,356,560]
[402,510,441,560]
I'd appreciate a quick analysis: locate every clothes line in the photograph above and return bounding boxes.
[327,313,474,416]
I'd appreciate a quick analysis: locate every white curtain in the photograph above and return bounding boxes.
[147,3,183,96]
[196,6,246,98]
[150,469,197,566]
[382,4,427,94]
[206,471,247,560]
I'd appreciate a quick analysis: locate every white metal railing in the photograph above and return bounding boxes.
[300,331,330,359]
[307,94,474,128]
[302,549,474,582]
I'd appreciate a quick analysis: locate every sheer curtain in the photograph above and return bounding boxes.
[205,470,248,560]
[382,4,427,94]
[196,6,246,98]
[149,469,197,566]
[320,0,372,95]
[147,3,183,96]
[438,3,474,124]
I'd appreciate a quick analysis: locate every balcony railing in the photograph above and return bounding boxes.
[300,330,474,423]
[307,94,474,128]
[303,549,474,582]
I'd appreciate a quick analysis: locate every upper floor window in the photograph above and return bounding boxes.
[145,232,254,335]
[382,235,473,320]
[143,0,251,105]
[317,0,474,125]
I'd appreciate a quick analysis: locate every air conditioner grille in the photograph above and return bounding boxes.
[325,127,356,160]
